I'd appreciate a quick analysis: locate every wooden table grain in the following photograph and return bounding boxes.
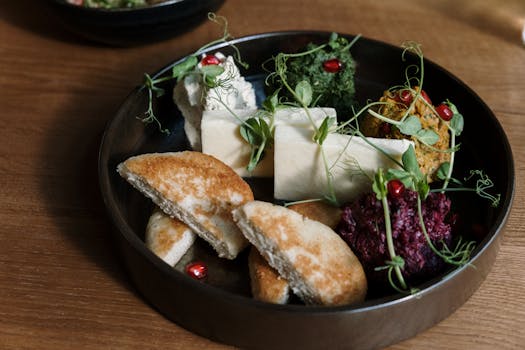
[1,0,524,349]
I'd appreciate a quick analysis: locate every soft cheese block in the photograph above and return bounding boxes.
[274,126,413,203]
[201,108,267,176]
[201,107,337,177]
[173,53,257,151]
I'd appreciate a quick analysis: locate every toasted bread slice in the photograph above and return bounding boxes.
[287,201,342,230]
[117,151,253,259]
[247,202,341,304]
[145,208,196,266]
[233,201,367,306]
[248,247,290,304]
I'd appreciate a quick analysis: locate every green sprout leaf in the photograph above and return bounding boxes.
[436,162,450,181]
[239,117,273,172]
[313,116,334,145]
[372,169,388,200]
[398,115,422,135]
[401,145,422,180]
[399,145,430,198]
[416,179,430,199]
[201,65,225,87]
[144,73,165,98]
[295,80,313,107]
[448,102,464,136]
[386,168,414,188]
[172,55,198,81]
[416,128,439,145]
[262,88,280,113]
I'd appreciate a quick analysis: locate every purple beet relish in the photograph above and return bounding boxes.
[336,189,453,287]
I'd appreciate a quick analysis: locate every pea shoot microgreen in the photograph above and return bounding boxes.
[372,169,409,292]
[374,141,500,293]
[313,116,335,145]
[236,89,282,173]
[239,116,273,172]
[263,33,361,205]
[432,169,501,207]
[135,22,502,296]
[137,13,248,134]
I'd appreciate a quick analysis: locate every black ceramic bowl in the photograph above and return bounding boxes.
[47,0,225,46]
[98,32,514,349]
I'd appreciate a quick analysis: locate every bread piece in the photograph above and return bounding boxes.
[287,201,342,230]
[145,208,196,266]
[247,202,341,304]
[248,247,290,304]
[233,201,367,306]
[117,151,253,259]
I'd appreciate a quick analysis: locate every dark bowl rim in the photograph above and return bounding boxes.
[98,30,515,315]
[50,0,187,13]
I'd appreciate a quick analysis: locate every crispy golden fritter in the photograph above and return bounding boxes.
[360,87,450,181]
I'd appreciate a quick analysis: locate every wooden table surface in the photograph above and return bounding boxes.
[1,0,524,349]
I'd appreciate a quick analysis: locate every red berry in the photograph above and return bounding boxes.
[387,179,405,198]
[185,261,208,280]
[322,58,342,73]
[399,89,413,104]
[435,103,454,121]
[394,89,413,106]
[201,55,220,66]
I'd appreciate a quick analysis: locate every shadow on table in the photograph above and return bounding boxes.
[34,64,145,298]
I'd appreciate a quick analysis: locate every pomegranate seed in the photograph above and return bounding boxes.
[387,179,405,198]
[435,103,454,121]
[393,89,413,106]
[420,90,432,104]
[322,58,343,73]
[399,89,413,104]
[186,261,208,280]
[201,55,220,66]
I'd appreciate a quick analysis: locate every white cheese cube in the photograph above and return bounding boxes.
[201,108,336,177]
[201,108,272,177]
[273,107,336,127]
[172,53,257,151]
[274,125,413,203]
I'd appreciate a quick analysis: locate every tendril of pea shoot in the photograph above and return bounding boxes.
[138,13,248,134]
[372,144,494,294]
[334,42,499,294]
[258,33,361,205]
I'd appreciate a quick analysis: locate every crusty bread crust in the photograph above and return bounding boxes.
[248,247,290,304]
[233,201,367,306]
[247,202,341,304]
[145,208,196,266]
[118,151,253,259]
[287,201,342,230]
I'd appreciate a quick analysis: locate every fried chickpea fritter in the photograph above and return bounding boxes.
[360,87,450,181]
